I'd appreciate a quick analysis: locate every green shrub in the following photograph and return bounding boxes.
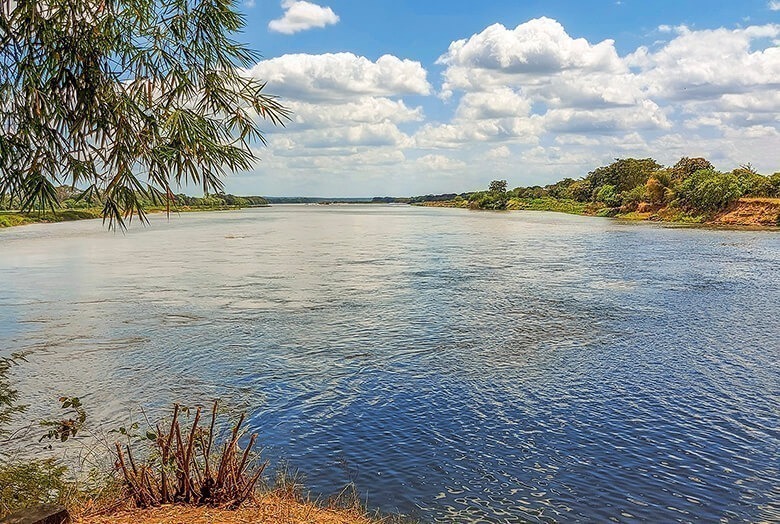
[620,185,647,210]
[594,184,622,208]
[0,460,70,518]
[676,169,743,212]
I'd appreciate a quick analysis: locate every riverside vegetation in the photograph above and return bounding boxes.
[0,357,386,523]
[410,157,780,227]
[0,187,269,228]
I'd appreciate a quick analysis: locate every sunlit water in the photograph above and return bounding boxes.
[1,205,779,522]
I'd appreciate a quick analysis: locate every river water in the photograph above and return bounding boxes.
[1,205,778,522]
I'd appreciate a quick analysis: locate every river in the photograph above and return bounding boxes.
[1,205,778,522]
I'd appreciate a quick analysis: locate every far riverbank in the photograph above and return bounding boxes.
[418,196,780,229]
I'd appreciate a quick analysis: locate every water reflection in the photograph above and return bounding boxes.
[1,206,778,522]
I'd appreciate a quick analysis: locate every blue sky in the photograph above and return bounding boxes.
[221,0,780,196]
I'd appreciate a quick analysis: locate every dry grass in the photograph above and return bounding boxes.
[73,492,375,524]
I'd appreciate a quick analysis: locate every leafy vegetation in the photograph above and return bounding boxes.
[410,156,780,225]
[1,0,288,229]
[0,459,70,517]
[0,188,268,228]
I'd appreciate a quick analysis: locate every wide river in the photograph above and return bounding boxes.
[1,205,778,522]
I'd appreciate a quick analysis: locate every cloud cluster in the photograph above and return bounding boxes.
[268,0,339,34]
[238,18,780,195]
[248,53,430,101]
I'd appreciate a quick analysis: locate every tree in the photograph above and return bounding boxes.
[676,169,743,213]
[646,170,675,205]
[594,184,621,208]
[568,179,593,202]
[1,0,289,228]
[489,180,508,194]
[671,157,713,180]
[587,158,663,193]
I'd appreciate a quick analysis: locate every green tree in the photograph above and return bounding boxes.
[587,158,663,193]
[676,169,743,212]
[1,0,289,228]
[489,180,508,194]
[671,157,713,180]
[567,179,593,202]
[594,184,621,207]
[731,164,773,196]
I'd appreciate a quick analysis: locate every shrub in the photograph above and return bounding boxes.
[620,185,647,210]
[676,169,743,212]
[646,170,676,205]
[114,402,265,509]
[0,460,70,517]
[594,184,622,208]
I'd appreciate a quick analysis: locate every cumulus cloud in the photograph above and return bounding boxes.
[243,52,428,174]
[416,154,467,171]
[237,18,780,196]
[486,146,511,159]
[248,53,431,101]
[769,1,780,11]
[268,0,339,34]
[286,98,423,130]
[628,24,780,101]
[437,18,625,97]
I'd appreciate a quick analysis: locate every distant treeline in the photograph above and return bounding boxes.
[265,197,373,204]
[0,190,268,211]
[409,157,780,218]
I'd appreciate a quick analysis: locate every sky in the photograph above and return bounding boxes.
[223,0,780,197]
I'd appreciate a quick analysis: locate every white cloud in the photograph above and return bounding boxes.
[416,154,467,171]
[287,98,424,129]
[414,117,543,148]
[236,18,780,196]
[629,25,780,101]
[268,0,339,34]
[437,18,625,96]
[486,146,511,159]
[248,53,431,101]
[769,1,780,11]
[455,88,531,120]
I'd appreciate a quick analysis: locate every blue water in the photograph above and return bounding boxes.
[1,205,778,522]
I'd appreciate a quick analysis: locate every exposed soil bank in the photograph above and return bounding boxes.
[712,197,780,226]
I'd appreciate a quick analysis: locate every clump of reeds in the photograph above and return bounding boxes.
[113,401,265,509]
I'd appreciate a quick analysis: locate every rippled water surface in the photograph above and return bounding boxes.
[1,205,779,522]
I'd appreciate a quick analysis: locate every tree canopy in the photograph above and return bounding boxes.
[0,0,289,228]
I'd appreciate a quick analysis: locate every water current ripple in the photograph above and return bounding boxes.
[1,205,778,523]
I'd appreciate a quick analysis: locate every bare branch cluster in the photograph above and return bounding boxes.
[114,402,265,508]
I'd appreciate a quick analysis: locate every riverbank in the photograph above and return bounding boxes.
[418,197,780,228]
[0,205,255,229]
